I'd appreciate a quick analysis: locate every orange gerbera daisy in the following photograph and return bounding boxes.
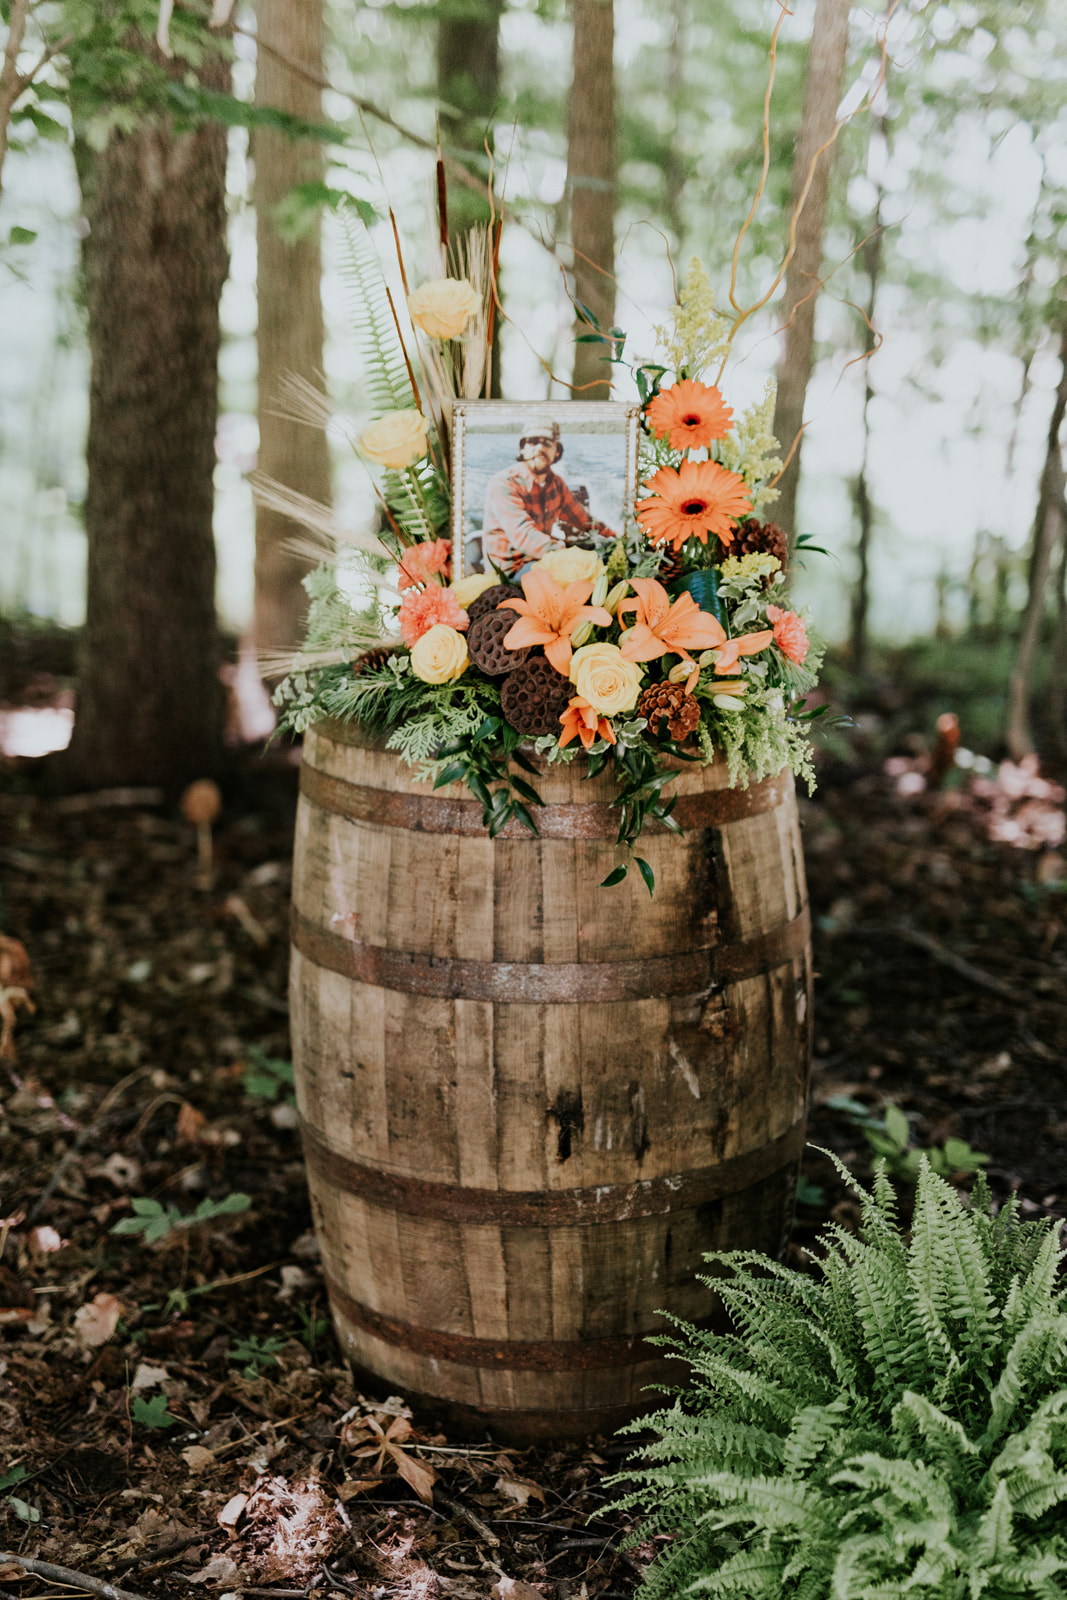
[645,379,734,452]
[618,577,726,691]
[635,460,752,552]
[499,568,611,676]
[559,696,616,750]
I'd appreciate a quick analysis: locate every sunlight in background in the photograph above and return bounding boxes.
[0,1,1059,647]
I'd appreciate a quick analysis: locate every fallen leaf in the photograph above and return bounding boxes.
[389,1444,437,1505]
[73,1291,122,1347]
[181,1445,217,1473]
[337,1477,383,1501]
[131,1361,169,1391]
[491,1579,545,1600]
[217,1491,249,1531]
[99,1153,142,1190]
[176,1102,206,1144]
[188,1554,239,1586]
[495,1475,546,1507]
[28,1225,65,1254]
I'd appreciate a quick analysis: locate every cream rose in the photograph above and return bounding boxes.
[360,409,430,469]
[569,642,642,716]
[535,546,604,587]
[410,623,469,684]
[407,278,481,340]
[449,572,496,609]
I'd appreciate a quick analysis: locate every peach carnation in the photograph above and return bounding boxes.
[398,584,469,646]
[398,539,451,589]
[766,605,809,665]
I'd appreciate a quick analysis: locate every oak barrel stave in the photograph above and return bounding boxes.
[290,719,811,1439]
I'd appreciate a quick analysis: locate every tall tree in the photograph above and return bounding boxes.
[67,21,230,789]
[849,115,885,674]
[1006,314,1067,760]
[773,0,851,537]
[254,0,332,658]
[436,0,503,240]
[567,0,616,399]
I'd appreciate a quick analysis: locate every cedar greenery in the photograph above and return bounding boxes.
[613,1157,1067,1599]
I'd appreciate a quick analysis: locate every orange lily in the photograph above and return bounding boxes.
[559,696,616,750]
[713,629,774,674]
[617,577,727,691]
[500,568,611,676]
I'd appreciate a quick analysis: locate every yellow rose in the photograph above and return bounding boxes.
[360,409,430,469]
[449,572,496,609]
[569,642,642,716]
[535,546,604,587]
[407,278,481,340]
[410,623,469,684]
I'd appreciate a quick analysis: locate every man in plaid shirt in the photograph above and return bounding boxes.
[482,416,616,576]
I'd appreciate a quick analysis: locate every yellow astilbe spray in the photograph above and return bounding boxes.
[717,379,784,510]
[653,259,732,382]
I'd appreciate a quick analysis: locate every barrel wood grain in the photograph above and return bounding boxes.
[290,720,812,1440]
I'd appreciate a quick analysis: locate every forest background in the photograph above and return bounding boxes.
[1,0,1066,787]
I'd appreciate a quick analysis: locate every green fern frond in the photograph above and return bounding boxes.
[338,215,417,417]
[612,1158,1067,1600]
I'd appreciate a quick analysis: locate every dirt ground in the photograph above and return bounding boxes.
[0,733,1064,1599]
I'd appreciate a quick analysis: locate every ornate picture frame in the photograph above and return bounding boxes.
[450,400,641,580]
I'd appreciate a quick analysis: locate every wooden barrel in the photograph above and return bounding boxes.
[290,719,811,1442]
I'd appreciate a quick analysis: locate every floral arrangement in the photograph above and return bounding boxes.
[270,230,824,893]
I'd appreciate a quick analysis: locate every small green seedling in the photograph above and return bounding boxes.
[243,1046,296,1104]
[0,1466,39,1523]
[827,1095,989,1181]
[795,1175,827,1207]
[131,1393,178,1430]
[110,1192,251,1244]
[228,1334,287,1379]
[297,1302,329,1358]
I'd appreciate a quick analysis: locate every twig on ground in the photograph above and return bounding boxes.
[434,1490,500,1546]
[113,1529,220,1574]
[852,921,1025,1003]
[0,1553,151,1600]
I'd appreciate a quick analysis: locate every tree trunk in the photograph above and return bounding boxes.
[1007,318,1067,760]
[849,128,884,675]
[437,0,503,239]
[68,42,230,789]
[254,0,332,659]
[567,0,616,399]
[772,0,851,538]
[436,0,504,394]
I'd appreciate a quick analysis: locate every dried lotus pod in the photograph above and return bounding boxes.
[466,608,531,676]
[500,656,574,737]
[466,582,523,623]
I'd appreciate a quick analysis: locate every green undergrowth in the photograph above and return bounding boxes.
[612,1157,1067,1599]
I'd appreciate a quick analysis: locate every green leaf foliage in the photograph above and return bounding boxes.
[613,1159,1067,1600]
[131,1393,177,1431]
[110,1192,250,1244]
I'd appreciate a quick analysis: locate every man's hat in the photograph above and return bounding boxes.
[518,416,561,444]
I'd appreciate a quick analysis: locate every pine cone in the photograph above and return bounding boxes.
[466,607,531,676]
[500,656,573,737]
[467,583,523,624]
[655,546,685,585]
[352,647,394,675]
[639,680,700,742]
[732,519,788,569]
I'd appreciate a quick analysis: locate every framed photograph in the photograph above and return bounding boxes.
[450,400,641,579]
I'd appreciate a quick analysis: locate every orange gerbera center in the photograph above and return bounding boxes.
[645,379,734,452]
[635,459,752,553]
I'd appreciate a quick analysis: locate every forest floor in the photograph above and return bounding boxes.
[0,728,1065,1600]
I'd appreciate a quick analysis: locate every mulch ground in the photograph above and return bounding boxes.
[0,735,1064,1599]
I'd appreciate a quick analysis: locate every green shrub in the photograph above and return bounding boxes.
[613,1159,1067,1599]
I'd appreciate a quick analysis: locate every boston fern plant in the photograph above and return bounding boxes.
[613,1158,1067,1599]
